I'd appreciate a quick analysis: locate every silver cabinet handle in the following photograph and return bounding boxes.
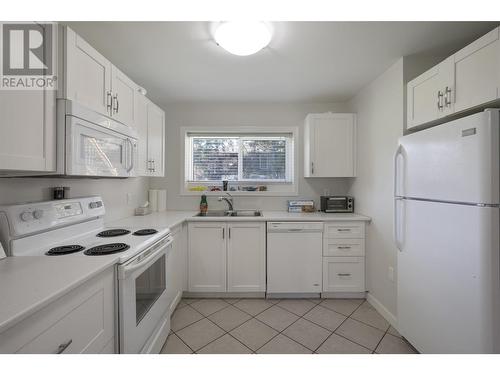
[337,273,351,277]
[228,227,231,239]
[56,339,72,354]
[113,93,119,114]
[337,228,351,232]
[337,246,352,249]
[444,86,452,107]
[106,91,113,114]
[311,162,314,175]
[222,227,225,239]
[152,159,156,172]
[437,90,444,110]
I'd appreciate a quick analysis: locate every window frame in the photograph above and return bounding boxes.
[180,126,299,196]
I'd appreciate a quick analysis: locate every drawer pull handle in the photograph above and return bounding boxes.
[337,246,352,249]
[56,339,73,354]
[337,273,352,277]
[337,229,351,232]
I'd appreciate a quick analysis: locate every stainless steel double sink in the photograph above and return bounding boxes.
[195,210,262,217]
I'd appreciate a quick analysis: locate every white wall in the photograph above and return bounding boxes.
[346,58,404,318]
[0,177,149,223]
[150,102,352,211]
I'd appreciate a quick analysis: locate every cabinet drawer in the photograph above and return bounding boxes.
[324,222,365,239]
[0,268,115,354]
[323,238,365,257]
[323,257,365,293]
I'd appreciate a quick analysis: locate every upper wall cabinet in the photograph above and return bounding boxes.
[64,27,112,117]
[407,27,500,130]
[0,24,57,174]
[63,27,139,128]
[136,94,165,177]
[304,113,356,178]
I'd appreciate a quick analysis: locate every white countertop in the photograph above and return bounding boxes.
[111,210,371,228]
[0,210,370,334]
[0,256,116,334]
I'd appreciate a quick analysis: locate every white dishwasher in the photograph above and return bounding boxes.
[267,222,323,294]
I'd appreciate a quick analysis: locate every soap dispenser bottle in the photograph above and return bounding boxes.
[200,195,208,215]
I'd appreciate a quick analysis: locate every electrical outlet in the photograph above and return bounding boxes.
[388,266,394,282]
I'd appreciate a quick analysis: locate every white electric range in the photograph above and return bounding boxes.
[0,196,173,354]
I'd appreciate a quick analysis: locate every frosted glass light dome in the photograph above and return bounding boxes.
[214,22,272,56]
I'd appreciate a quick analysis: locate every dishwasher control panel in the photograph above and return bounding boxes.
[267,222,324,232]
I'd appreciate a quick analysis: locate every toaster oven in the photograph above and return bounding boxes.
[320,196,354,213]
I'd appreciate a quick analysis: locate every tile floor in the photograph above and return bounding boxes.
[160,298,418,354]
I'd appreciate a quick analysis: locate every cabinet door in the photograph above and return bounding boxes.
[305,113,356,177]
[407,66,442,129]
[65,27,112,116]
[452,27,500,113]
[147,102,165,177]
[227,223,266,292]
[167,225,184,315]
[188,223,226,292]
[0,89,56,173]
[110,65,138,127]
[323,257,365,293]
[135,94,149,176]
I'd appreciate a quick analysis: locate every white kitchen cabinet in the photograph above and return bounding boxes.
[0,267,115,354]
[227,223,266,292]
[188,222,227,292]
[304,113,356,177]
[136,95,165,177]
[0,23,57,174]
[407,58,454,129]
[323,257,365,293]
[0,89,56,173]
[147,102,165,177]
[322,221,366,295]
[188,221,266,293]
[64,27,112,117]
[452,27,500,113]
[110,65,139,126]
[407,27,500,129]
[167,224,187,315]
[63,27,139,128]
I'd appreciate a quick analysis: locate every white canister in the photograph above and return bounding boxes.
[157,190,167,212]
[148,189,159,211]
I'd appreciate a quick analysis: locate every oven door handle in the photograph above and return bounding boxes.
[119,236,174,279]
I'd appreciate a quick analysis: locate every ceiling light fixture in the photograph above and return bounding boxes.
[214,21,272,56]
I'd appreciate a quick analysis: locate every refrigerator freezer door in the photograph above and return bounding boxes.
[397,198,500,353]
[396,110,499,204]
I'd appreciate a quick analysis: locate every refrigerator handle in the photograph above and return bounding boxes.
[393,144,404,197]
[394,197,404,251]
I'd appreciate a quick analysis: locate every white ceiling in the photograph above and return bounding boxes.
[65,21,498,104]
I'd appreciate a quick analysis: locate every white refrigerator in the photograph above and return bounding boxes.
[394,109,500,353]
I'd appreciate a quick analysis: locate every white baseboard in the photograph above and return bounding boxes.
[366,292,398,329]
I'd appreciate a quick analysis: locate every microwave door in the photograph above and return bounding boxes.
[67,117,130,177]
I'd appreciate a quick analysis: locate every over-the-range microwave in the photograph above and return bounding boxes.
[57,100,138,178]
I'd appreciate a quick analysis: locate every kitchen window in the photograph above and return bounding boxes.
[182,128,298,195]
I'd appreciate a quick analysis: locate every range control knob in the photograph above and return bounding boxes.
[33,210,44,219]
[20,211,33,222]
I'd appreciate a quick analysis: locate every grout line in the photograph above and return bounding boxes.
[171,332,197,353]
[372,325,392,354]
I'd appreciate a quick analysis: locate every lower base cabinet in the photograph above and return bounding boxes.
[322,221,367,294]
[0,267,115,354]
[166,223,188,315]
[323,257,365,293]
[188,222,266,293]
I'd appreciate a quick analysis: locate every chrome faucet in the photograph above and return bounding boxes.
[218,192,234,212]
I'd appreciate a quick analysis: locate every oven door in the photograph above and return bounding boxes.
[66,115,137,177]
[117,235,173,354]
